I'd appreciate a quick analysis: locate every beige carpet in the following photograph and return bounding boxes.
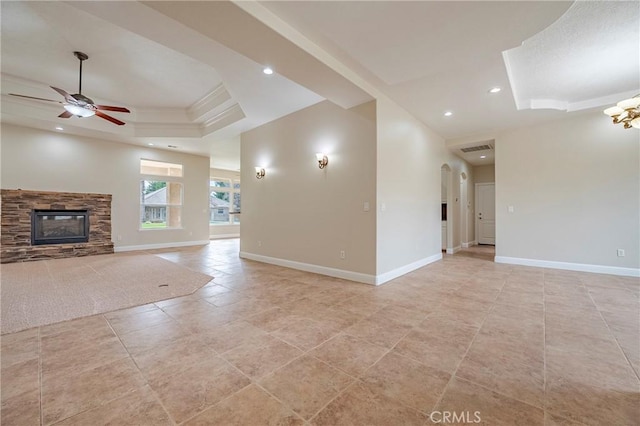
[1,253,213,334]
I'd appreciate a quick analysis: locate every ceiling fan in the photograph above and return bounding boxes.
[9,51,130,126]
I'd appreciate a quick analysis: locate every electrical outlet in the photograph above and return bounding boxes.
[117,235,122,241]
[340,250,346,259]
[258,240,262,247]
[364,201,370,212]
[617,249,625,257]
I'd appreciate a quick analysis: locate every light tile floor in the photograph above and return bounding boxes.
[1,240,638,425]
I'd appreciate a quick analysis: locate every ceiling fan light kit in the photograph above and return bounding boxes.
[63,104,95,118]
[9,51,130,125]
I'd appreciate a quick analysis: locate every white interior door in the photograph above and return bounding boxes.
[476,183,495,245]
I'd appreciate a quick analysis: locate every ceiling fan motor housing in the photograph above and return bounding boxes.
[71,93,95,108]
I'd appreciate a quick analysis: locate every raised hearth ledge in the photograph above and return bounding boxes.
[1,242,115,263]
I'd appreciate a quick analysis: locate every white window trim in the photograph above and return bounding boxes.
[210,177,240,226]
[140,160,184,230]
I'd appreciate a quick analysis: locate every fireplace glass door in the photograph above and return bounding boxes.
[32,210,90,245]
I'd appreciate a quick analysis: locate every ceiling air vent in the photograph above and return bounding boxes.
[460,144,493,153]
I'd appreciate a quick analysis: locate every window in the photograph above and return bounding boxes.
[233,180,241,224]
[210,178,240,225]
[140,160,183,229]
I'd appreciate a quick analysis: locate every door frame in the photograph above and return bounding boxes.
[475,182,495,245]
[460,173,468,247]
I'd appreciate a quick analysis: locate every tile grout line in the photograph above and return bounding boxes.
[292,352,365,420]
[583,280,640,383]
[176,345,307,425]
[102,313,178,426]
[43,316,175,425]
[250,309,423,423]
[303,297,450,422]
[306,379,365,424]
[138,326,222,425]
[429,268,509,413]
[442,271,552,413]
[252,382,308,425]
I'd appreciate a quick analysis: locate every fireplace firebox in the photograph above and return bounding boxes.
[31,210,90,245]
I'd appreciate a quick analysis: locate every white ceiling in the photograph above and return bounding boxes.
[0,1,327,169]
[2,1,638,169]
[1,2,223,109]
[504,1,640,112]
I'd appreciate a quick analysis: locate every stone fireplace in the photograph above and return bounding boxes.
[1,189,114,263]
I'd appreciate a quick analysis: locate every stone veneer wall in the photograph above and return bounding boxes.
[1,189,114,263]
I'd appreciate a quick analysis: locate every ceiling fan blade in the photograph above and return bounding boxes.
[95,105,131,113]
[50,86,73,102]
[95,110,126,126]
[58,110,73,118]
[9,93,62,103]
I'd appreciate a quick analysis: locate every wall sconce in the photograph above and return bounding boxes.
[315,153,329,169]
[255,167,265,179]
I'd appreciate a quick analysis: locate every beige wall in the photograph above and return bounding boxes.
[473,164,495,183]
[240,100,377,277]
[209,167,241,238]
[1,124,210,250]
[376,97,473,277]
[495,112,639,272]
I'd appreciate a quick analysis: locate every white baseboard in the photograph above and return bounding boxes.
[495,256,640,278]
[115,240,210,253]
[239,252,377,285]
[462,241,477,248]
[239,252,444,285]
[375,253,443,285]
[209,234,240,240]
[446,245,462,254]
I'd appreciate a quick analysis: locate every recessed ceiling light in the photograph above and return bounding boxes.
[263,67,274,75]
[488,87,502,94]
[55,126,63,131]
[480,155,487,159]
[444,111,453,117]
[148,143,154,146]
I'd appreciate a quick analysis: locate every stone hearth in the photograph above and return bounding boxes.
[1,189,114,263]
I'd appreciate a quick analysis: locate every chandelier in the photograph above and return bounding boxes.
[603,95,640,129]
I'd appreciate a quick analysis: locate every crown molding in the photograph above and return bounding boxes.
[526,89,640,112]
[188,84,232,122]
[567,90,639,112]
[202,103,246,135]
